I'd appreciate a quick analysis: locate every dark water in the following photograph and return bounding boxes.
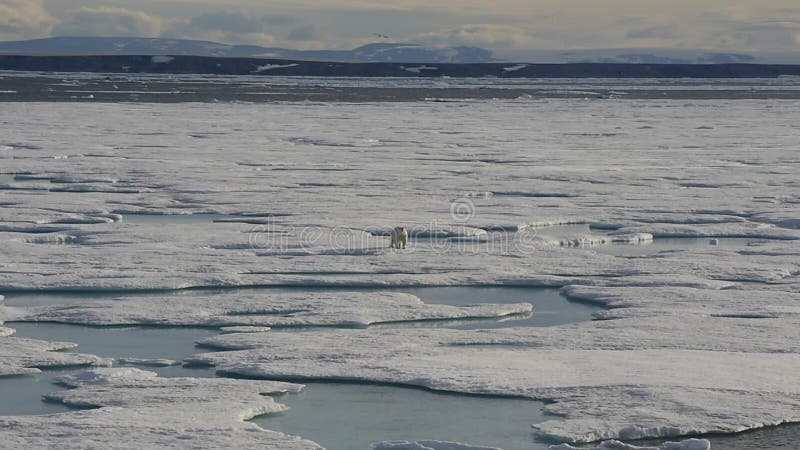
[0,369,88,416]
[0,323,216,417]
[7,323,216,362]
[397,286,600,329]
[256,383,548,450]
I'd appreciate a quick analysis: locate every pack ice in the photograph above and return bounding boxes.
[1,98,800,447]
[0,368,321,449]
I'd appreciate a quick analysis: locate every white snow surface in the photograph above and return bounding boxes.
[221,326,273,333]
[374,439,709,450]
[4,291,532,328]
[0,368,322,449]
[0,333,104,376]
[402,65,439,73]
[503,64,529,72]
[253,63,300,72]
[550,438,710,450]
[116,357,180,367]
[1,100,800,445]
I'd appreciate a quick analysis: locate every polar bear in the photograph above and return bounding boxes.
[390,227,409,249]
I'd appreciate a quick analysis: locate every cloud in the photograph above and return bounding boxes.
[181,10,267,34]
[413,24,537,49]
[0,0,56,39]
[54,7,163,37]
[733,19,800,31]
[626,24,680,40]
[165,10,304,46]
[3,0,800,54]
[695,13,800,50]
[159,9,329,48]
[287,24,320,41]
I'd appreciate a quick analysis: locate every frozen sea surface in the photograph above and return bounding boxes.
[2,89,800,448]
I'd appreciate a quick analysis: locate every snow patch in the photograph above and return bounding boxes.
[253,63,300,72]
[402,65,440,74]
[550,438,710,450]
[503,64,529,72]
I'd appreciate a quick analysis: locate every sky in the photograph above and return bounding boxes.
[2,0,800,58]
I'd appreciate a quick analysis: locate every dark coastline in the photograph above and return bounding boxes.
[2,54,800,78]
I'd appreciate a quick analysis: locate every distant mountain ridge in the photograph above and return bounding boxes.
[0,37,495,63]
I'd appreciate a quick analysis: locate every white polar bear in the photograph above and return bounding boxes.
[390,227,409,249]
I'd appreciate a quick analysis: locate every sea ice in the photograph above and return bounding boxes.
[220,326,273,333]
[2,99,800,446]
[375,440,502,450]
[115,357,180,367]
[185,284,800,443]
[4,291,533,328]
[0,368,322,449]
[549,438,710,450]
[0,302,105,376]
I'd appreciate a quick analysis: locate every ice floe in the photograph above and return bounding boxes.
[550,438,710,450]
[0,368,322,449]
[185,284,800,443]
[4,291,532,328]
[0,330,104,376]
[115,357,180,367]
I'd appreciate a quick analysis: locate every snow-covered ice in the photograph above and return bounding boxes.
[1,97,800,446]
[186,317,800,443]
[4,291,532,328]
[254,63,301,72]
[376,438,709,450]
[549,438,710,450]
[115,357,180,367]
[0,333,104,376]
[0,368,322,449]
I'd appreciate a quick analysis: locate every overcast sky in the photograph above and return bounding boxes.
[3,0,800,57]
